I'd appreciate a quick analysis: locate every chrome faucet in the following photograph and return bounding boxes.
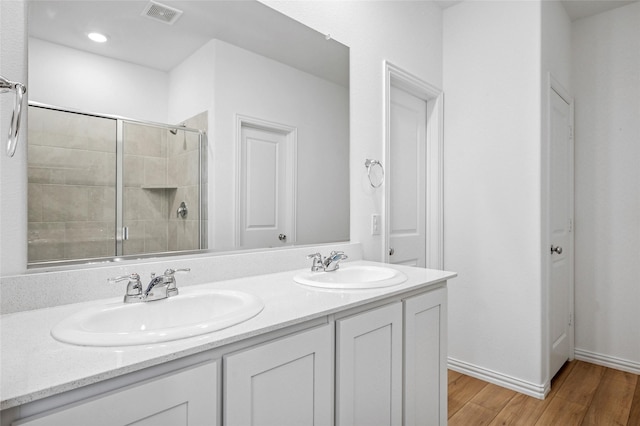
[108,268,190,303]
[306,251,348,272]
[323,251,348,271]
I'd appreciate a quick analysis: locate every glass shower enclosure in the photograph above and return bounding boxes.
[27,104,206,265]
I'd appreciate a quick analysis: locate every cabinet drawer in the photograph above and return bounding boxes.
[14,361,218,426]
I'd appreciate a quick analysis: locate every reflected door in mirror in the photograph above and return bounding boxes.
[239,123,296,249]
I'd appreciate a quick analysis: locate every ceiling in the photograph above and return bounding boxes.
[560,0,637,21]
[28,0,638,80]
[435,0,638,21]
[28,1,349,86]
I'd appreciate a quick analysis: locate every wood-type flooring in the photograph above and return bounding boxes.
[448,360,640,425]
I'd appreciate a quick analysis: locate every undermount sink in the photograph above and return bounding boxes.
[51,289,264,347]
[293,264,408,289]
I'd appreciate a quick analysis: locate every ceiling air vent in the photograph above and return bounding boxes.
[141,1,183,25]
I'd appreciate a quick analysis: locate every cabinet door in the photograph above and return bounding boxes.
[224,324,333,426]
[336,302,403,426]
[14,361,218,426]
[404,287,447,426]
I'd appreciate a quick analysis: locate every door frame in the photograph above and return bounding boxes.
[383,61,444,268]
[234,114,297,248]
[544,72,575,385]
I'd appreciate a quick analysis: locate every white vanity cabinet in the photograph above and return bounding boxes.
[223,324,333,426]
[335,302,404,426]
[404,287,448,426]
[12,361,218,426]
[334,288,447,426]
[1,266,453,426]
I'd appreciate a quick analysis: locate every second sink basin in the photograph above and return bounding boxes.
[51,289,264,347]
[294,264,408,289]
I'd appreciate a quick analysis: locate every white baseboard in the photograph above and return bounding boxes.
[574,348,640,375]
[448,357,548,400]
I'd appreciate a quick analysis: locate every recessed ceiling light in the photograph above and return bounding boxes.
[87,32,108,43]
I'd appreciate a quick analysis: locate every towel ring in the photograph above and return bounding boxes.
[1,75,27,158]
[365,159,384,188]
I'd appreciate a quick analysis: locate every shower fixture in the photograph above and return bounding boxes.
[170,123,186,135]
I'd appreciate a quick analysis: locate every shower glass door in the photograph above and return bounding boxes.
[120,121,202,256]
[27,104,205,265]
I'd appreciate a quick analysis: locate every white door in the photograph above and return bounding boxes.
[388,85,426,267]
[549,87,574,379]
[239,124,294,249]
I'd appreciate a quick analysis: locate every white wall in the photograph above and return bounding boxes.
[169,38,349,251]
[167,40,216,125]
[572,2,640,371]
[541,1,571,90]
[0,0,27,276]
[29,38,169,123]
[263,0,444,261]
[444,1,545,394]
[212,39,349,249]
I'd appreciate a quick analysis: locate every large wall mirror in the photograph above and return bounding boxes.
[27,0,350,266]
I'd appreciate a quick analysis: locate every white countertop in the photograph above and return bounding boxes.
[0,261,456,410]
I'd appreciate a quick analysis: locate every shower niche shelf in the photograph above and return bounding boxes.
[141,185,178,190]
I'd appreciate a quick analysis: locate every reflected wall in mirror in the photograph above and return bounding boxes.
[27,0,350,266]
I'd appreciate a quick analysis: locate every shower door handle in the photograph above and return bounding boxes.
[123,227,129,241]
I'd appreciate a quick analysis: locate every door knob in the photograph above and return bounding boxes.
[389,247,395,256]
[278,234,287,242]
[550,245,563,254]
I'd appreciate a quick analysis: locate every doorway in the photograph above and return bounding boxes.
[547,75,575,380]
[384,62,444,269]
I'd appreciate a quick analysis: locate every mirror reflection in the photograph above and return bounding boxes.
[27,0,350,266]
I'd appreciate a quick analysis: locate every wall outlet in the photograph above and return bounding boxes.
[371,214,381,236]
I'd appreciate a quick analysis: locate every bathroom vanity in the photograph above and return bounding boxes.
[0,261,455,426]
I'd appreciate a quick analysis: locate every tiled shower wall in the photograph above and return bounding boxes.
[122,122,172,255]
[27,107,206,263]
[123,112,204,254]
[168,112,207,252]
[28,107,116,262]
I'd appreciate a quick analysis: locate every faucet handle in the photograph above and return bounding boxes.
[108,273,143,301]
[307,253,324,272]
[163,268,191,276]
[162,268,190,298]
[107,273,140,284]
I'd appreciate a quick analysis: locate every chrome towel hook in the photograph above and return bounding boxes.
[1,75,27,157]
[365,158,384,188]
